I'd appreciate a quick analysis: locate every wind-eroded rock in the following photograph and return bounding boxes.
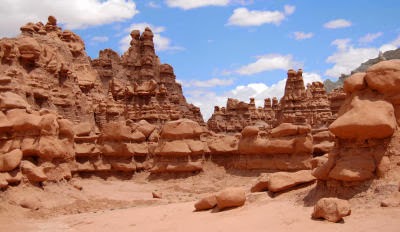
[312,198,351,222]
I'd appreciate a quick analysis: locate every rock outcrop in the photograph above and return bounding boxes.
[312,60,400,183]
[0,16,206,183]
[151,119,207,173]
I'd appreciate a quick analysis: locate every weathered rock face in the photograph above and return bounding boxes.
[0,16,207,183]
[151,119,207,173]
[312,60,400,183]
[91,28,203,126]
[207,69,342,133]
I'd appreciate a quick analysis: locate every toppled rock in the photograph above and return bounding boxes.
[267,170,316,192]
[216,188,246,210]
[194,195,217,211]
[312,198,351,223]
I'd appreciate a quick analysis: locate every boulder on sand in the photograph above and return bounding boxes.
[216,187,246,210]
[312,198,351,222]
[194,195,217,211]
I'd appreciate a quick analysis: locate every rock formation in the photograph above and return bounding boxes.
[311,60,400,183]
[0,16,210,183]
[208,69,343,134]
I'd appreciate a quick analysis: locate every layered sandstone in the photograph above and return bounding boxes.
[0,16,205,183]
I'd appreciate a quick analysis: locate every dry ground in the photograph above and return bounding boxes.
[1,163,400,232]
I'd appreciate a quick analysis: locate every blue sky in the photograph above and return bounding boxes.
[1,0,399,119]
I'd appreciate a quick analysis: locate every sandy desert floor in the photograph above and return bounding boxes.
[1,164,400,232]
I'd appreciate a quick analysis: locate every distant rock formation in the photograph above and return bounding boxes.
[208,69,344,133]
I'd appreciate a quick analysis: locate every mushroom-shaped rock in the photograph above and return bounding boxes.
[194,195,217,211]
[20,160,48,182]
[160,119,204,140]
[216,188,246,210]
[312,198,351,223]
[329,93,396,140]
[0,149,23,172]
[365,59,400,94]
[343,72,366,94]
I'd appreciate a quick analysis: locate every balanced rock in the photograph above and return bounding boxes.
[312,198,351,223]
[329,92,396,140]
[216,187,246,210]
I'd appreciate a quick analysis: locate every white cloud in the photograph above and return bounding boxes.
[325,38,378,77]
[358,32,383,44]
[227,5,295,27]
[234,54,300,75]
[293,31,314,40]
[118,23,184,52]
[324,19,352,29]
[185,72,321,120]
[148,1,161,8]
[182,78,234,88]
[284,5,296,15]
[90,36,109,43]
[325,35,400,78]
[380,35,400,52]
[165,0,229,10]
[0,0,138,37]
